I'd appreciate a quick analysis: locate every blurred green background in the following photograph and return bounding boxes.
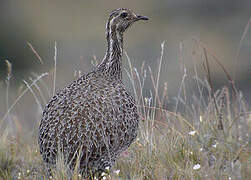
[0,0,251,123]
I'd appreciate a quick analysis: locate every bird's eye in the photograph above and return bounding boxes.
[120,12,128,18]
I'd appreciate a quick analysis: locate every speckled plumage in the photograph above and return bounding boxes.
[38,8,148,176]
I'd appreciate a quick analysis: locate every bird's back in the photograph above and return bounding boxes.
[38,71,139,173]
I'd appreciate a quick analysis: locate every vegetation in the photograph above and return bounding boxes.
[0,41,250,180]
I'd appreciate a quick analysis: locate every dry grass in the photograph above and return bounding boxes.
[0,40,250,180]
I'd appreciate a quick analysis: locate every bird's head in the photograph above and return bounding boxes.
[107,8,148,34]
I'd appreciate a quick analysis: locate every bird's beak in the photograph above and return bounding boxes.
[135,15,149,21]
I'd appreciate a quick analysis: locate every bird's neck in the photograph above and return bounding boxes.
[97,23,123,80]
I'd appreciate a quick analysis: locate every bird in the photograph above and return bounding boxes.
[38,8,148,177]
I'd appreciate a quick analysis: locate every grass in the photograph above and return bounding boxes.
[0,39,250,180]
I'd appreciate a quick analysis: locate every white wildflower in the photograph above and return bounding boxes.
[101,172,106,177]
[26,169,30,174]
[114,169,120,175]
[212,142,218,148]
[144,97,151,105]
[199,115,203,122]
[188,130,196,136]
[105,166,110,170]
[193,164,201,170]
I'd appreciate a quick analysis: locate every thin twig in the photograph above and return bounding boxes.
[175,67,187,114]
[125,51,138,102]
[28,76,47,106]
[234,17,251,81]
[27,42,43,64]
[5,60,12,122]
[32,72,52,98]
[53,41,58,96]
[154,41,165,107]
[203,48,223,130]
[1,73,48,122]
[194,39,238,98]
[23,80,43,113]
[133,67,147,117]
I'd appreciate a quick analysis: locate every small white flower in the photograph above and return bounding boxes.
[193,164,201,170]
[49,176,53,179]
[200,148,203,151]
[114,169,120,175]
[26,169,30,174]
[78,174,82,177]
[18,172,21,176]
[188,131,196,136]
[212,143,217,148]
[228,177,231,180]
[199,115,203,122]
[105,166,110,170]
[101,172,106,176]
[102,176,107,180]
[144,97,151,105]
